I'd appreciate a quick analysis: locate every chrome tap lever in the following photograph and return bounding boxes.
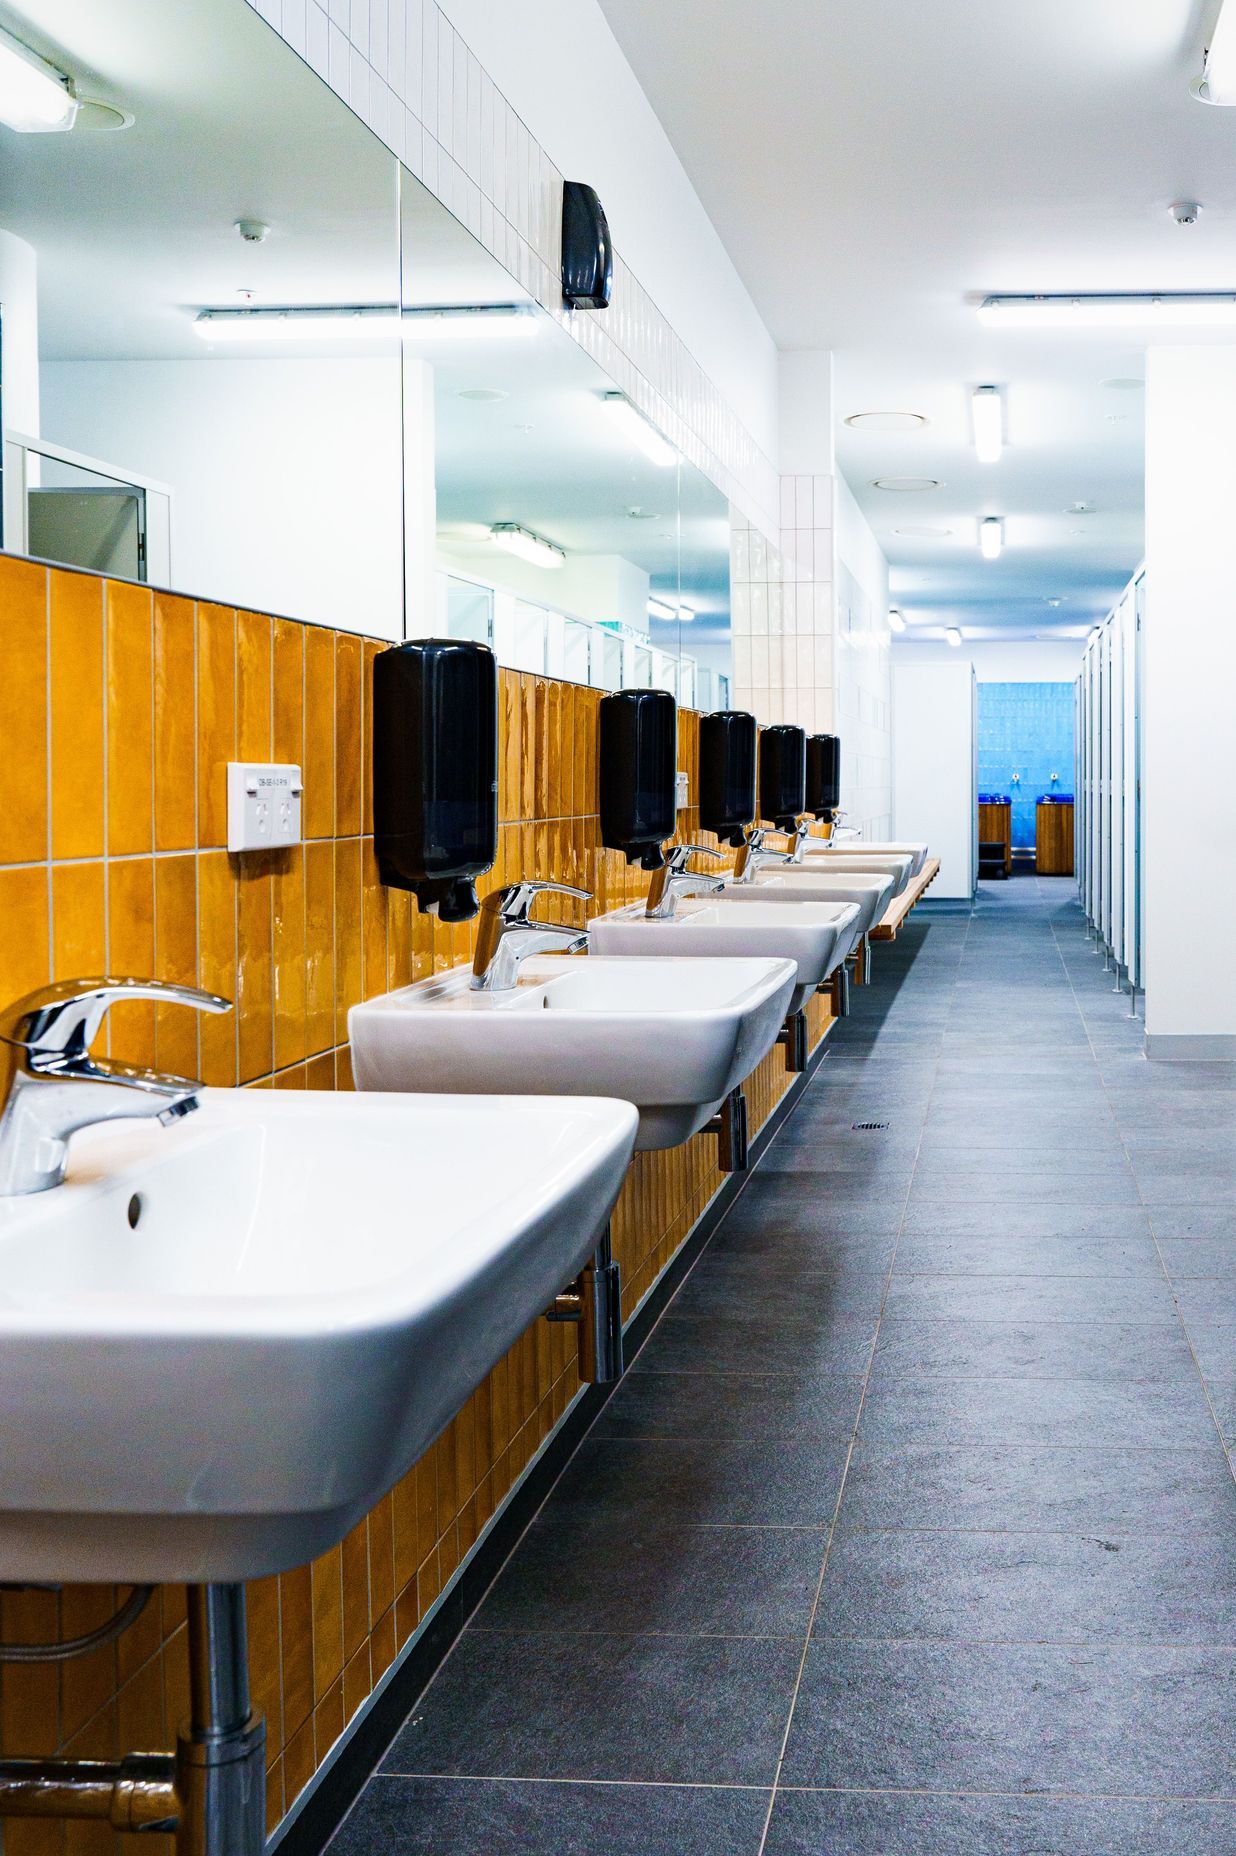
[644,843,726,919]
[0,978,232,1196]
[471,880,592,992]
[732,824,804,882]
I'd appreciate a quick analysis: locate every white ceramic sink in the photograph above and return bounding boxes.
[0,1088,636,1583]
[350,955,797,1152]
[781,850,913,896]
[805,839,929,878]
[588,900,860,1015]
[720,869,896,944]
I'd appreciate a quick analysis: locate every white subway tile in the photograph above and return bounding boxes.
[305,0,329,73]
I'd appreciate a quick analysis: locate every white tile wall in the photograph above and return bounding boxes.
[835,559,893,837]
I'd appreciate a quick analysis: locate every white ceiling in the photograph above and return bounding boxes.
[595,0,1236,636]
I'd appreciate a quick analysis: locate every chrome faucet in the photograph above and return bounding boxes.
[828,810,861,841]
[471,881,591,992]
[645,843,726,919]
[732,823,807,882]
[0,978,232,1196]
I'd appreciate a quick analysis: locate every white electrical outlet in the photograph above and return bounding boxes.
[675,770,689,809]
[227,763,303,853]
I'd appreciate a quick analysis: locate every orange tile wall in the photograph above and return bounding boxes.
[0,552,832,1851]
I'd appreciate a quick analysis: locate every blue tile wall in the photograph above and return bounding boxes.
[977,683,1075,850]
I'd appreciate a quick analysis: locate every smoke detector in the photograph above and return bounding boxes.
[235,219,271,244]
[1169,200,1202,226]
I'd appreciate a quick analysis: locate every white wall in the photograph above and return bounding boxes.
[42,357,404,637]
[435,0,779,463]
[894,638,1085,681]
[892,660,976,898]
[1143,345,1236,1054]
[0,230,40,437]
[835,475,892,837]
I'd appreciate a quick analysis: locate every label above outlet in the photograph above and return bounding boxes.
[675,770,689,810]
[227,763,303,854]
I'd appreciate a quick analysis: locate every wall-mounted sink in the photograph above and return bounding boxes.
[720,868,896,943]
[0,1087,636,1583]
[806,839,928,878]
[588,899,859,1016]
[350,954,797,1151]
[781,849,914,896]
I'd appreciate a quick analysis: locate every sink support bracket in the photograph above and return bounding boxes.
[829,963,851,1017]
[0,1584,265,1855]
[545,1222,624,1382]
[708,1085,749,1173]
[778,1009,808,1074]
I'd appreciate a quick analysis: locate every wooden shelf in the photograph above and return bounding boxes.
[870,858,941,941]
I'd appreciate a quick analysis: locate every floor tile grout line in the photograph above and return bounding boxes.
[755,906,963,1853]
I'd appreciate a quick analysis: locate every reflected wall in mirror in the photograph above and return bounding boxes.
[0,0,403,636]
[399,176,733,705]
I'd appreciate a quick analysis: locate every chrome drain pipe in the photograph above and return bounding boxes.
[546,1223,624,1382]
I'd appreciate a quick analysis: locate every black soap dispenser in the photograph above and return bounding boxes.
[372,638,498,921]
[599,688,677,868]
[806,732,841,820]
[699,710,757,846]
[758,724,807,832]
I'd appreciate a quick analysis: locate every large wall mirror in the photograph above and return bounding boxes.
[0,0,732,701]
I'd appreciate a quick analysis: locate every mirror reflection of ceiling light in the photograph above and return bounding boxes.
[194,304,533,343]
[647,597,676,621]
[979,516,1004,561]
[600,392,677,467]
[946,626,963,647]
[490,524,565,570]
[1193,0,1236,101]
[0,23,77,131]
[971,386,1004,464]
[979,293,1236,329]
[887,608,907,633]
[677,604,697,623]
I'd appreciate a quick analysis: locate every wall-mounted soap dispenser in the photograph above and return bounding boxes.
[698,710,757,846]
[758,724,807,832]
[599,688,677,868]
[372,638,498,921]
[805,732,841,821]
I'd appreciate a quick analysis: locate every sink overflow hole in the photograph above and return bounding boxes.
[851,1121,890,1131]
[127,1194,143,1230]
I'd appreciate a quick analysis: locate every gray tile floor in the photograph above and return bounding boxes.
[328,878,1236,1853]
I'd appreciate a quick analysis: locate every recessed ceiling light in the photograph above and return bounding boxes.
[872,478,942,492]
[845,412,929,432]
[457,386,508,401]
[1065,502,1094,515]
[894,524,953,538]
[1103,378,1144,391]
[946,626,963,647]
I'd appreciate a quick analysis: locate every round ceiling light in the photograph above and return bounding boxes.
[457,387,508,401]
[74,98,135,131]
[1102,377,1144,391]
[845,411,929,432]
[872,477,942,492]
[893,524,953,537]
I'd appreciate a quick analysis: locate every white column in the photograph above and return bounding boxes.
[1143,346,1236,1054]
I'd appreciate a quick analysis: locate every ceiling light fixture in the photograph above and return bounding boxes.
[872,477,942,492]
[194,303,533,343]
[844,411,929,432]
[946,626,963,648]
[888,608,907,633]
[601,391,676,467]
[489,523,565,570]
[979,293,1236,329]
[979,516,1004,561]
[1193,1,1236,102]
[647,597,676,622]
[0,23,77,131]
[677,604,697,624]
[971,386,1004,464]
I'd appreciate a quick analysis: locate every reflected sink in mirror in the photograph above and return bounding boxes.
[588,899,860,1015]
[719,868,896,941]
[350,955,797,1151]
[0,1088,636,1584]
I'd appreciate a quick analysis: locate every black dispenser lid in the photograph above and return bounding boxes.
[372,637,498,921]
[598,688,677,869]
[699,710,757,847]
[805,733,841,818]
[758,724,807,832]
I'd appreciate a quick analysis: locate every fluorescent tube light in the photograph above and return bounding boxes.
[978,293,1236,329]
[490,523,565,570]
[887,608,907,634]
[647,597,676,622]
[971,386,1003,464]
[1195,0,1236,102]
[946,626,963,648]
[0,24,77,131]
[601,392,677,467]
[979,516,1004,561]
[194,303,532,344]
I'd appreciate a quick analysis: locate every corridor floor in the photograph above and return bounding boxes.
[330,878,1236,1854]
